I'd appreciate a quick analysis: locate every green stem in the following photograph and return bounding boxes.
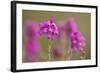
[67,48,72,60]
[67,40,72,60]
[48,39,52,61]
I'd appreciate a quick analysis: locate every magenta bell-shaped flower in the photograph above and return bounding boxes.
[39,19,59,40]
[66,17,86,53]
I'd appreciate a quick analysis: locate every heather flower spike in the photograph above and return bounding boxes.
[66,17,86,59]
[39,18,59,60]
[69,32,85,52]
[26,39,40,62]
[24,21,40,62]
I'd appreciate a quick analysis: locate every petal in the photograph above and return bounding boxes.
[72,40,77,44]
[43,28,48,33]
[69,32,76,39]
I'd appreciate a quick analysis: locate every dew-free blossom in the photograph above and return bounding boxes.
[69,31,85,52]
[39,19,59,60]
[39,19,59,40]
[66,17,86,53]
[52,47,63,58]
[24,20,40,62]
[25,21,39,39]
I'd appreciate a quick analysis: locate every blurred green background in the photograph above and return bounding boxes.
[22,10,91,63]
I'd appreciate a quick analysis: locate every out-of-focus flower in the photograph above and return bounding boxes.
[52,47,63,58]
[66,18,77,32]
[69,32,85,52]
[24,20,40,62]
[66,17,86,53]
[25,20,39,39]
[39,19,59,40]
[26,39,40,55]
[26,39,40,62]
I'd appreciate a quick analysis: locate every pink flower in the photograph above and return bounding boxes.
[52,47,63,58]
[24,20,39,39]
[66,17,86,53]
[39,19,59,40]
[25,39,40,62]
[66,17,77,32]
[26,39,40,55]
[69,32,85,52]
[24,20,40,62]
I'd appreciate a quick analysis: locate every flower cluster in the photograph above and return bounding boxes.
[66,17,85,53]
[69,32,85,52]
[39,19,59,40]
[24,21,40,62]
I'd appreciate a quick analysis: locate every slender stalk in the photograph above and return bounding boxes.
[67,40,72,60]
[67,49,72,60]
[48,39,52,61]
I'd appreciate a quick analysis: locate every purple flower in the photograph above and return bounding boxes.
[39,19,59,40]
[24,20,39,39]
[26,39,40,55]
[24,20,40,62]
[25,39,40,62]
[52,47,63,58]
[66,17,86,53]
[66,17,77,32]
[69,32,85,52]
